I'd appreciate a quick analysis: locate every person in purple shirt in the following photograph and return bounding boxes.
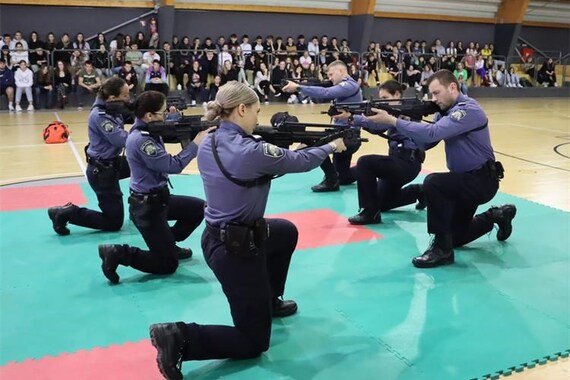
[48,78,131,235]
[282,60,362,192]
[333,80,427,225]
[98,91,214,284]
[367,70,516,268]
[147,82,347,380]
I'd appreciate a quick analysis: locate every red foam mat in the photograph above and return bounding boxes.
[0,184,87,212]
[270,209,383,250]
[0,340,161,380]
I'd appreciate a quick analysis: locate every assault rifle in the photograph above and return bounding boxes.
[281,78,333,88]
[166,94,191,110]
[144,115,219,144]
[326,98,440,122]
[253,121,367,149]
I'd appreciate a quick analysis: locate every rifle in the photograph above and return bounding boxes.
[281,78,333,88]
[143,115,219,144]
[253,121,367,149]
[166,94,190,111]
[326,98,440,122]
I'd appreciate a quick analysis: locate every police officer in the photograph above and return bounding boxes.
[333,80,426,225]
[147,82,347,380]
[48,77,131,235]
[368,70,516,268]
[98,91,212,284]
[282,60,362,192]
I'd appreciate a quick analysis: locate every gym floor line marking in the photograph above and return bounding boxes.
[55,112,87,177]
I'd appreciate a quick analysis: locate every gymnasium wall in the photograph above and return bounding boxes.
[0,4,567,56]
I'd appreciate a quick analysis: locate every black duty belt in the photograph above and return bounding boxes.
[129,187,169,203]
[389,147,425,163]
[87,156,119,167]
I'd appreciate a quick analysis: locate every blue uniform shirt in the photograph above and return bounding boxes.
[352,114,420,151]
[126,118,198,193]
[86,98,128,160]
[394,94,494,173]
[299,76,363,127]
[198,121,335,227]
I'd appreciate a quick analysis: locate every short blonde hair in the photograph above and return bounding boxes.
[204,81,259,121]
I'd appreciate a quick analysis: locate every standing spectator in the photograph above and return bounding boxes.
[0,58,15,111]
[14,60,34,111]
[34,63,54,109]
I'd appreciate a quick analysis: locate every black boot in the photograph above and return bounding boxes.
[47,202,78,236]
[412,234,454,268]
[415,185,427,210]
[348,209,381,225]
[311,178,340,192]
[149,322,188,380]
[176,247,193,260]
[273,297,298,318]
[98,244,130,284]
[490,204,517,241]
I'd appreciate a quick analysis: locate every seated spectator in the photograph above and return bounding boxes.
[30,48,48,73]
[254,61,272,103]
[474,55,486,86]
[420,64,434,96]
[538,58,556,87]
[1,46,12,70]
[348,63,362,87]
[142,48,161,71]
[187,60,205,105]
[482,69,497,87]
[480,44,492,60]
[220,59,238,85]
[206,75,221,101]
[118,61,138,95]
[14,60,34,111]
[405,64,422,89]
[495,65,506,87]
[144,60,169,96]
[34,63,54,109]
[10,42,29,69]
[77,61,102,108]
[523,56,536,80]
[125,42,144,81]
[0,58,15,111]
[53,60,72,109]
[505,66,523,87]
[453,62,469,95]
[91,45,110,77]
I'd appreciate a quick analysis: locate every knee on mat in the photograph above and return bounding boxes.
[159,258,179,275]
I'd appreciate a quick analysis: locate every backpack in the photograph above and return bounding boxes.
[43,121,70,144]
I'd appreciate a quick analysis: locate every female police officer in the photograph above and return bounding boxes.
[334,80,426,225]
[147,81,347,380]
[98,90,213,284]
[48,77,131,235]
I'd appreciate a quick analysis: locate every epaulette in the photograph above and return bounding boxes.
[140,130,150,136]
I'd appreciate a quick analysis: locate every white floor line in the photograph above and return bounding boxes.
[55,112,87,177]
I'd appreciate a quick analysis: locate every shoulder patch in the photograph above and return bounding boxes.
[262,143,284,158]
[140,140,158,156]
[450,109,467,121]
[101,120,115,132]
[339,81,347,87]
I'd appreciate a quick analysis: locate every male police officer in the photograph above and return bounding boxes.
[368,70,516,268]
[333,80,426,225]
[98,91,212,284]
[48,77,131,235]
[282,60,362,192]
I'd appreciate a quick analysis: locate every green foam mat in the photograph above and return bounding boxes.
[1,171,568,380]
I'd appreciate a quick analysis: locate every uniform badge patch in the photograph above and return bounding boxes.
[101,121,115,132]
[339,81,347,87]
[263,143,284,158]
[450,110,467,121]
[141,140,157,156]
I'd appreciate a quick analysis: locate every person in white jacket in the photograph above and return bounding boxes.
[14,60,34,111]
